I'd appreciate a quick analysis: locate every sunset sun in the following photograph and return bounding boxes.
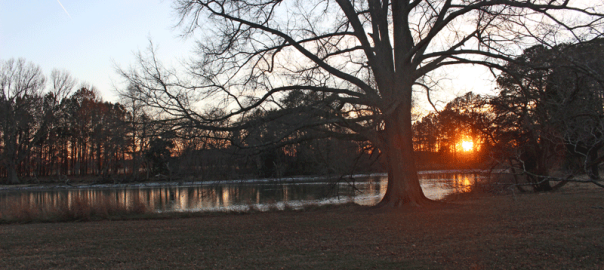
[461,140,474,152]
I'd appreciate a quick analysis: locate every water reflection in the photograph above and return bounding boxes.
[420,173,478,196]
[0,173,484,213]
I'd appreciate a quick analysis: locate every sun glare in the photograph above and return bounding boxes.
[461,140,474,152]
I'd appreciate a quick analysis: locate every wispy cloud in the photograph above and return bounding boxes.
[56,0,71,18]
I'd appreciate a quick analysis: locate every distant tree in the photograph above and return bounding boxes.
[51,87,130,179]
[0,59,48,184]
[95,102,129,179]
[236,90,370,177]
[121,0,603,207]
[491,40,604,191]
[34,69,77,178]
[413,92,495,167]
[145,137,175,176]
[63,87,100,176]
[120,84,154,180]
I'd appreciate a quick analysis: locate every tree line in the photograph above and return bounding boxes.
[413,39,604,191]
[4,1,603,208]
[2,38,603,189]
[0,59,132,184]
[0,58,379,184]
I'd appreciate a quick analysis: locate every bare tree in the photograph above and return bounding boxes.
[120,1,603,207]
[0,58,47,184]
[49,69,76,103]
[39,69,77,180]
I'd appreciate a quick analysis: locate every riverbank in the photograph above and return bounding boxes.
[0,174,388,192]
[0,170,495,192]
[1,184,602,269]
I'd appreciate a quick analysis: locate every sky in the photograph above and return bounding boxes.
[0,0,496,108]
[0,0,195,102]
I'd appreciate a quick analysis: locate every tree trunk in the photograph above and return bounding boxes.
[531,155,552,192]
[7,165,20,185]
[376,104,430,207]
[532,175,552,192]
[587,149,600,180]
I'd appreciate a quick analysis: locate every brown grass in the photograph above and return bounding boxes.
[1,184,603,269]
[0,195,149,223]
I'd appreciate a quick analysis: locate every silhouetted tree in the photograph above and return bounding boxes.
[413,92,495,168]
[492,41,604,191]
[120,0,603,206]
[145,137,175,176]
[0,59,47,184]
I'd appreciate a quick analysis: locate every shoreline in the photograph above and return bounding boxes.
[2,189,602,269]
[0,169,498,192]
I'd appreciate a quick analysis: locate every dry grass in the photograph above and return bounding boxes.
[0,195,149,223]
[1,185,603,269]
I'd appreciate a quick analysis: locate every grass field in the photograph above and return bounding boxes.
[1,184,603,269]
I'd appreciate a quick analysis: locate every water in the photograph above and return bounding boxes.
[0,172,485,213]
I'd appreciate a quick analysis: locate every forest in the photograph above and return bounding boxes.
[0,58,381,184]
[1,38,603,190]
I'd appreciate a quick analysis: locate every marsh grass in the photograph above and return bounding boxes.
[0,193,360,224]
[0,194,149,223]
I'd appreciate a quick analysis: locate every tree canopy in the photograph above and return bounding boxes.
[490,39,604,190]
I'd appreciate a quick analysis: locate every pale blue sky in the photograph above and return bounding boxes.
[0,0,497,108]
[0,0,194,102]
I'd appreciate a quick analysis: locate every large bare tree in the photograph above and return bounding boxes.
[120,0,603,207]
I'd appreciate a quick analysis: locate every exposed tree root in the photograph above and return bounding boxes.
[373,194,441,209]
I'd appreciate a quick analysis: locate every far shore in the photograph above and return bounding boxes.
[0,169,498,192]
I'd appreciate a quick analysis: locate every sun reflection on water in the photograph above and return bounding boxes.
[453,174,473,193]
[222,188,230,207]
[1,173,484,213]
